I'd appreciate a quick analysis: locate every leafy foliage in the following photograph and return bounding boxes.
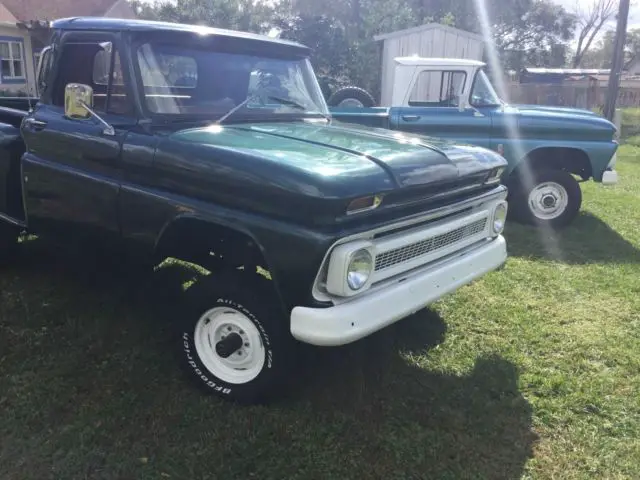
[129,0,274,33]
[572,0,618,68]
[488,0,577,70]
[580,28,640,69]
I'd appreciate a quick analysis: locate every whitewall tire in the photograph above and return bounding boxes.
[180,271,292,404]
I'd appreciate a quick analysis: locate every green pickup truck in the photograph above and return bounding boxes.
[0,18,509,404]
[330,57,620,229]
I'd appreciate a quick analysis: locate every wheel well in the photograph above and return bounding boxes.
[155,218,268,273]
[511,148,593,181]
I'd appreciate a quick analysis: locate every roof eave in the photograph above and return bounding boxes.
[374,23,484,42]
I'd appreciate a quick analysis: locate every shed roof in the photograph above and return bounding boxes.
[394,56,485,67]
[373,23,484,43]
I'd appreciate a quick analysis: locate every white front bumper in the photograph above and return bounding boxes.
[602,169,619,185]
[290,235,507,346]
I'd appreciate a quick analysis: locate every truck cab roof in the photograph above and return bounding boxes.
[50,17,309,53]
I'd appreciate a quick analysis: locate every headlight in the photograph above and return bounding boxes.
[326,241,375,296]
[346,249,373,290]
[492,202,508,235]
[485,167,505,185]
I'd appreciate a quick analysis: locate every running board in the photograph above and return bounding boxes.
[0,212,27,228]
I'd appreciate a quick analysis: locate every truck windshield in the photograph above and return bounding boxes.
[136,41,329,120]
[470,69,503,107]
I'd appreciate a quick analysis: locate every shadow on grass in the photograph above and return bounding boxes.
[291,314,536,479]
[0,239,536,480]
[505,211,640,265]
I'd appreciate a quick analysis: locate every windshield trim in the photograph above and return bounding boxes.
[148,110,331,126]
[469,69,504,108]
[130,38,331,122]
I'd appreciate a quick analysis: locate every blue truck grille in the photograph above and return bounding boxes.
[374,218,488,271]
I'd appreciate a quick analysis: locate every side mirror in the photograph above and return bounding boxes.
[64,83,115,136]
[65,83,94,119]
[458,94,468,112]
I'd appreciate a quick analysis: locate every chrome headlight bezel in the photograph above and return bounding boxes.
[326,241,376,297]
[492,201,508,235]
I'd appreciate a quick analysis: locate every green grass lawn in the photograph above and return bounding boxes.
[1,146,639,480]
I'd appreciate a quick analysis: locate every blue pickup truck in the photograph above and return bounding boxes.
[329,57,619,229]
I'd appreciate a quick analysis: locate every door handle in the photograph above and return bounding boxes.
[401,115,421,122]
[23,118,47,131]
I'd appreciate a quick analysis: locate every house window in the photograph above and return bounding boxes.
[0,40,25,81]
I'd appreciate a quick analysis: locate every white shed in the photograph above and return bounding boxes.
[374,23,485,106]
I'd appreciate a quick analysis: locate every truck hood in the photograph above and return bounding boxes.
[512,104,602,119]
[499,104,617,140]
[167,121,506,198]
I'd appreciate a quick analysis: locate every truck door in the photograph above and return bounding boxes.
[394,69,492,150]
[20,33,136,242]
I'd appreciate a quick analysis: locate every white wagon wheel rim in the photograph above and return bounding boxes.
[194,307,265,384]
[528,181,569,220]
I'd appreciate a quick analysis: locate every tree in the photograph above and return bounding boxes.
[287,0,417,96]
[129,0,276,33]
[274,14,353,97]
[572,0,618,68]
[580,28,640,68]
[486,0,577,70]
[408,0,478,32]
[410,0,577,70]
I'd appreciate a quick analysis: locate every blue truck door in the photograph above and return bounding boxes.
[393,69,492,150]
[20,35,134,241]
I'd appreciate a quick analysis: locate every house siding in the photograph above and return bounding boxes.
[0,25,36,95]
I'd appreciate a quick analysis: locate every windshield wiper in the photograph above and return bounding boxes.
[215,94,259,125]
[216,94,331,125]
[268,96,331,122]
[266,96,306,110]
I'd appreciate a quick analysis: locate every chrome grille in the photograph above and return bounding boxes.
[374,218,487,271]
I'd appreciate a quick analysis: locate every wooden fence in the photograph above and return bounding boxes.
[506,82,640,110]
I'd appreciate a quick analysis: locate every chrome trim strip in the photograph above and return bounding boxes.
[0,212,27,228]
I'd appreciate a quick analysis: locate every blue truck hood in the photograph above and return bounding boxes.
[499,104,617,139]
[512,104,603,119]
[165,121,507,198]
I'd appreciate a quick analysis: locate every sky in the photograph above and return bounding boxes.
[551,0,640,32]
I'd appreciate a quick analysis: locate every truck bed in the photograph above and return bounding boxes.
[0,96,31,128]
[0,97,34,113]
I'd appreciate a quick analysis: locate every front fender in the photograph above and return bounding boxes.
[500,140,618,181]
[153,208,336,314]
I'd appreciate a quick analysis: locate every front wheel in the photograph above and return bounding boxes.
[509,169,582,229]
[179,271,293,404]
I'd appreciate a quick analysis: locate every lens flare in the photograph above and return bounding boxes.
[472,0,563,260]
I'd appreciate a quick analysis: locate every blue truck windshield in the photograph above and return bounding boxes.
[471,69,502,107]
[136,41,329,119]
